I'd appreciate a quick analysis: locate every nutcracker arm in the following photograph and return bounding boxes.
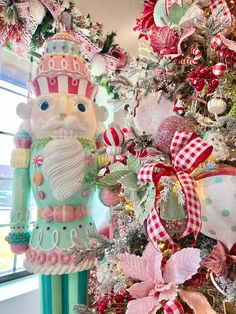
[6,131,32,254]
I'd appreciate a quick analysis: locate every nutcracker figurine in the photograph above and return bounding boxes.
[7,32,108,314]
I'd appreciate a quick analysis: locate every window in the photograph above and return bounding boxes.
[0,48,38,282]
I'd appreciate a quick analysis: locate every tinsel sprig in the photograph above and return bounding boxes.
[73,304,96,313]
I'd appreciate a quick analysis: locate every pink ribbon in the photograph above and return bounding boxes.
[40,0,61,20]
[14,2,37,27]
[137,131,213,247]
[74,31,119,72]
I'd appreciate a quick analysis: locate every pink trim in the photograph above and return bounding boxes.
[26,248,74,267]
[47,76,59,93]
[34,80,41,97]
[68,77,79,94]
[85,80,93,99]
[30,75,97,99]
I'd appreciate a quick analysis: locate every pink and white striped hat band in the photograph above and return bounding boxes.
[28,75,98,100]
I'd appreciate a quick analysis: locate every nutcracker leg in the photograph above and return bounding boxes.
[39,271,89,314]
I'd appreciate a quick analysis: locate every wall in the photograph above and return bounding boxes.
[0,290,40,314]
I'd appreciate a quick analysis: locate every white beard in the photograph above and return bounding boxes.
[42,137,85,201]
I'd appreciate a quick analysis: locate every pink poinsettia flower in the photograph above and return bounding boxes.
[118,243,210,314]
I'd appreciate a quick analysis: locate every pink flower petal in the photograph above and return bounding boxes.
[128,280,155,298]
[158,283,178,302]
[143,243,164,283]
[163,248,201,284]
[126,296,161,314]
[118,252,150,281]
[179,290,217,314]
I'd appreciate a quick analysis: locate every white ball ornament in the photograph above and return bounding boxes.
[90,54,106,76]
[207,96,227,115]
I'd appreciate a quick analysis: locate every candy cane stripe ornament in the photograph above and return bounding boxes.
[103,127,125,155]
[178,47,202,65]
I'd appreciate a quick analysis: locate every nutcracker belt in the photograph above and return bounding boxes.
[37,205,86,223]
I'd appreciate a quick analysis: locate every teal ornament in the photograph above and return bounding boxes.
[168,3,189,25]
[160,191,185,220]
[154,0,189,26]
[154,0,169,26]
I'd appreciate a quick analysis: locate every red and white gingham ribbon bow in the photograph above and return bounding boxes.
[138,131,212,247]
[209,0,232,24]
[164,299,184,314]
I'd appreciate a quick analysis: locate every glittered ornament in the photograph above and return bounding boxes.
[207,96,227,115]
[134,92,173,136]
[227,101,236,118]
[203,130,229,161]
[154,116,196,154]
[100,189,120,207]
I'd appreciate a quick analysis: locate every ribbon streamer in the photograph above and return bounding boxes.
[40,0,61,20]
[137,131,212,247]
[74,31,119,72]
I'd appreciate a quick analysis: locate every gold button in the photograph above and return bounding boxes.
[33,172,43,186]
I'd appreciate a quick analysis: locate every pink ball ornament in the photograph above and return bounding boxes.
[212,63,227,77]
[103,127,125,155]
[154,116,196,154]
[11,244,28,254]
[100,189,120,207]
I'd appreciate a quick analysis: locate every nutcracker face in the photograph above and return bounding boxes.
[30,93,97,139]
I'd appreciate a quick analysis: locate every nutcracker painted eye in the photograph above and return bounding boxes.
[77,103,86,112]
[39,101,50,111]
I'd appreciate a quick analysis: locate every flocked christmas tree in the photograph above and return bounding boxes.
[69,1,236,313]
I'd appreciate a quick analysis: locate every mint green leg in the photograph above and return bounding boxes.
[39,271,89,314]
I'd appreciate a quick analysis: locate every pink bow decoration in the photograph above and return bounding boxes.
[202,241,236,277]
[42,206,54,223]
[150,26,196,63]
[138,131,213,247]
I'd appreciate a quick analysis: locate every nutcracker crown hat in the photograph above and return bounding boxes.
[28,32,98,100]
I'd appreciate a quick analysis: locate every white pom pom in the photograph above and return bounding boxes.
[91,54,106,76]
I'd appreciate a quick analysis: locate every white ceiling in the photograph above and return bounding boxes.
[76,0,143,56]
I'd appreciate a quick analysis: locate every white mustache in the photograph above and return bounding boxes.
[41,116,88,131]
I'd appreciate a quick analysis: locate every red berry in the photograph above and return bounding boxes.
[199,68,208,76]
[191,79,199,86]
[210,78,219,87]
[230,243,236,255]
[198,77,205,84]
[115,294,124,303]
[208,86,215,94]
[188,72,196,78]
[195,66,203,75]
[98,303,107,312]
[196,82,204,91]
